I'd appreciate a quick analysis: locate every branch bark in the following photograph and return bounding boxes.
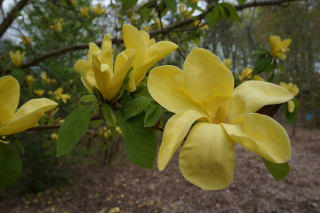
[0,0,29,38]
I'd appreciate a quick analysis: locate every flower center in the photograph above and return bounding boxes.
[211,106,227,124]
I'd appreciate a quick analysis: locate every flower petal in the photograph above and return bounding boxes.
[227,81,293,122]
[158,110,211,171]
[0,76,19,126]
[288,100,295,113]
[183,48,234,117]
[88,42,101,63]
[149,39,155,47]
[269,35,280,56]
[222,113,291,163]
[148,65,207,114]
[74,59,96,93]
[179,122,235,190]
[281,39,291,49]
[140,30,149,48]
[122,24,146,71]
[132,41,178,85]
[101,33,113,71]
[108,49,136,100]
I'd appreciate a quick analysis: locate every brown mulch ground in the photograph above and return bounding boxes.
[0,126,319,213]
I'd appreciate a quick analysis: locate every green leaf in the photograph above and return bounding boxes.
[115,111,157,169]
[164,0,176,12]
[218,5,228,21]
[57,106,94,157]
[144,105,163,127]
[220,3,241,22]
[250,48,269,57]
[101,104,117,127]
[81,95,97,103]
[205,6,220,29]
[124,96,152,120]
[0,143,22,190]
[135,86,153,99]
[264,64,275,73]
[276,64,285,73]
[121,0,138,11]
[12,138,24,155]
[284,98,300,124]
[90,119,104,128]
[237,0,247,5]
[262,157,290,181]
[139,7,152,21]
[253,56,272,74]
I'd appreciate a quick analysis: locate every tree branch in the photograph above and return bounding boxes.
[0,0,29,38]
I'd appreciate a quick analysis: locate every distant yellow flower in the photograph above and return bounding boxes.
[280,82,299,113]
[269,35,291,60]
[179,3,185,13]
[79,7,90,18]
[0,76,58,136]
[25,75,35,86]
[9,50,25,67]
[185,9,195,18]
[116,126,122,135]
[40,72,54,83]
[50,18,65,33]
[253,75,265,81]
[239,67,264,82]
[34,89,45,97]
[54,87,71,104]
[194,20,208,30]
[223,58,231,70]
[108,207,120,213]
[92,4,106,16]
[203,24,209,30]
[69,0,76,7]
[51,133,58,140]
[155,19,165,28]
[18,35,33,45]
[188,0,198,3]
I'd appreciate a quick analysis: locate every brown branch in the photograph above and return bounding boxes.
[0,0,29,38]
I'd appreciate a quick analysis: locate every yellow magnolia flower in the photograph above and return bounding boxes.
[280,82,299,113]
[223,58,231,70]
[69,0,76,7]
[40,72,55,83]
[194,20,209,30]
[25,75,35,86]
[148,48,293,190]
[0,76,58,136]
[116,126,122,135]
[92,4,106,16]
[179,3,185,13]
[54,87,71,104]
[122,24,178,91]
[239,67,264,82]
[269,35,291,60]
[34,89,45,97]
[51,133,58,140]
[18,35,33,45]
[50,19,65,33]
[203,24,209,30]
[79,7,90,18]
[74,33,136,100]
[9,50,25,67]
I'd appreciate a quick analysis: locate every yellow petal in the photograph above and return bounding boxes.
[288,100,295,113]
[281,39,291,49]
[132,41,178,85]
[227,81,293,122]
[149,39,155,47]
[88,42,101,63]
[127,72,136,92]
[148,65,207,114]
[158,110,211,171]
[140,30,150,48]
[277,53,287,60]
[122,24,146,71]
[183,48,234,117]
[92,53,112,99]
[279,82,287,90]
[291,84,299,97]
[0,76,19,126]
[101,33,113,71]
[12,98,58,122]
[74,59,96,93]
[108,50,136,100]
[222,113,291,163]
[0,110,44,136]
[179,122,235,190]
[269,35,280,56]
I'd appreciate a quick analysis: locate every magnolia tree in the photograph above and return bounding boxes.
[0,0,301,191]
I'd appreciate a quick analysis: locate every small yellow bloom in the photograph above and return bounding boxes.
[253,75,265,81]
[108,207,120,213]
[69,0,76,7]
[223,58,231,70]
[179,3,185,13]
[0,76,58,136]
[50,19,65,33]
[155,19,165,28]
[40,72,54,83]
[269,35,291,60]
[92,4,106,16]
[203,24,209,30]
[148,48,293,190]
[280,82,299,113]
[79,7,90,18]
[116,126,122,135]
[25,75,35,86]
[9,50,25,67]
[18,35,33,45]
[34,89,45,97]
[51,133,58,140]
[54,87,71,104]
[239,67,264,82]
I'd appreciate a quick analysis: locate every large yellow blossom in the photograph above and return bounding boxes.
[92,4,106,16]
[148,48,293,190]
[9,50,25,67]
[122,24,177,91]
[269,35,291,60]
[239,67,265,82]
[18,35,33,45]
[280,82,299,113]
[54,87,71,104]
[74,33,136,100]
[0,76,58,136]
